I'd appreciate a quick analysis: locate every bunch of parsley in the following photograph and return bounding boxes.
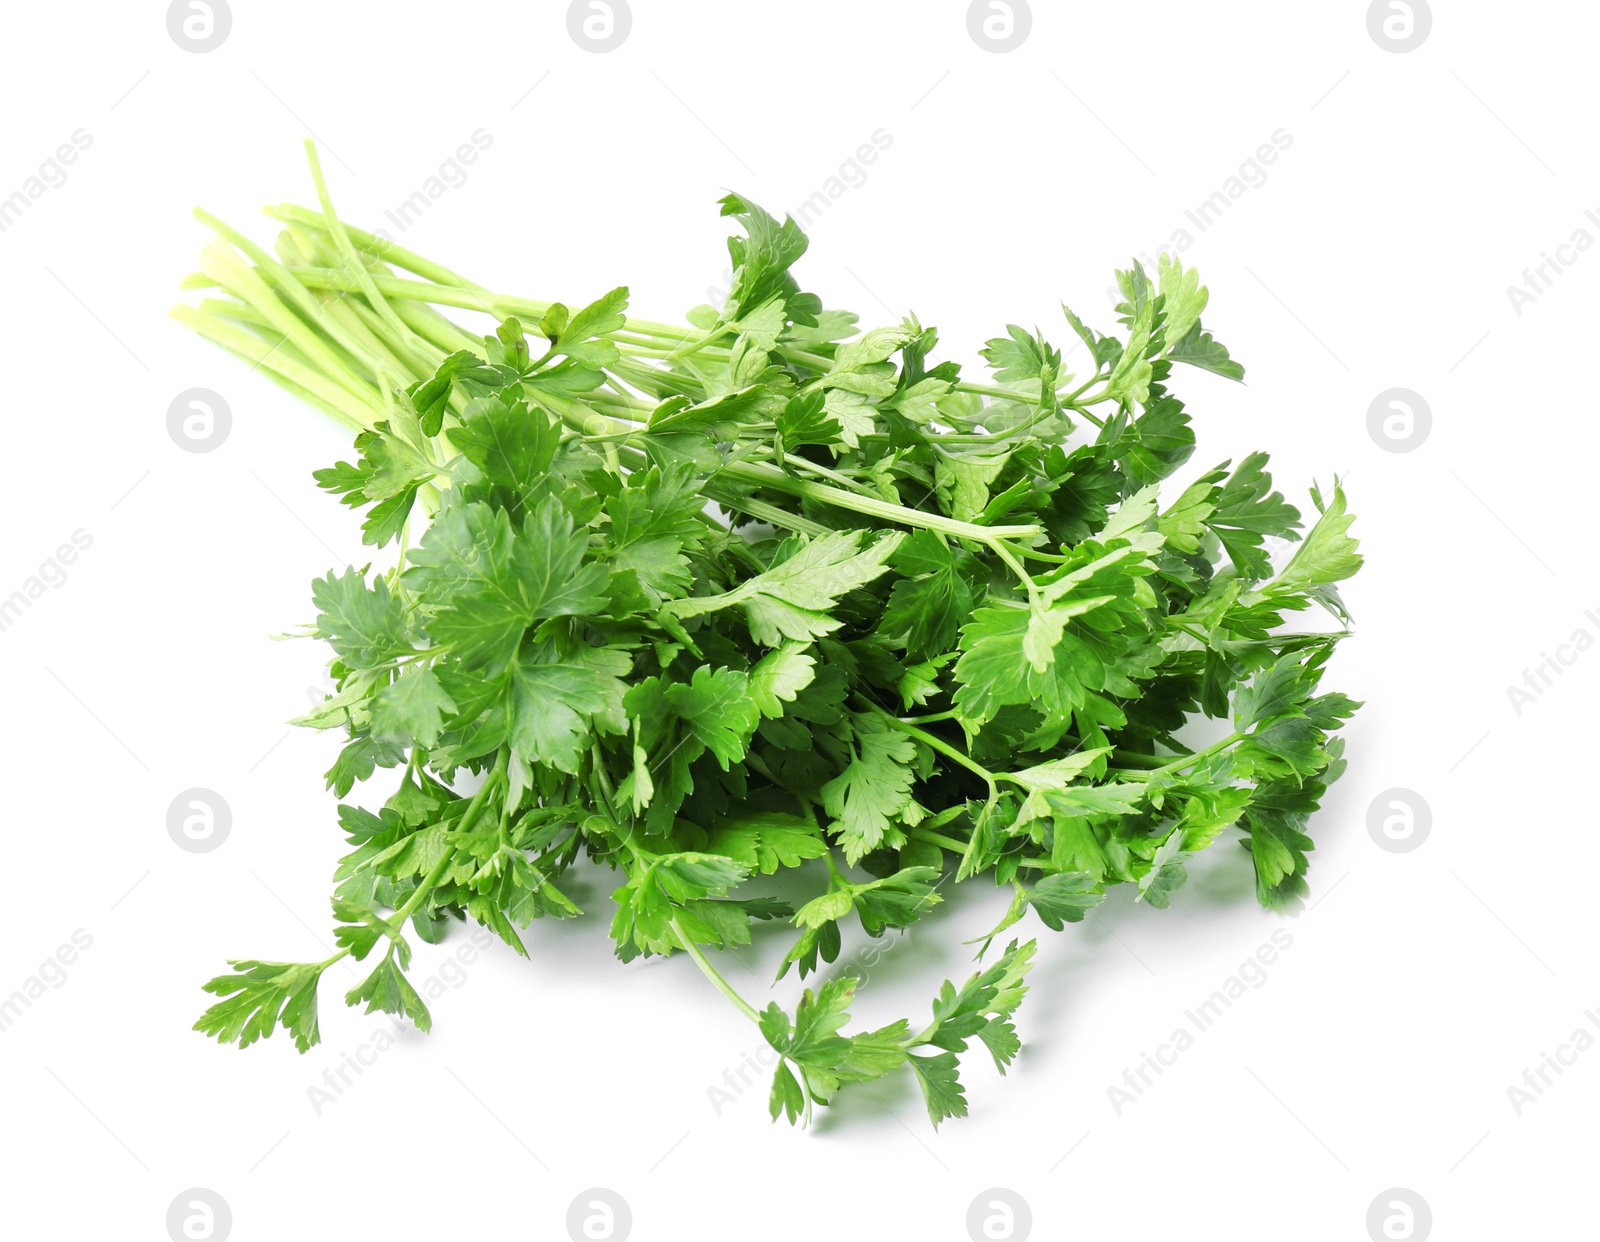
[177,144,1361,1127]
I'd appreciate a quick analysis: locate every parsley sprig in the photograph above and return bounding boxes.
[177,143,1362,1127]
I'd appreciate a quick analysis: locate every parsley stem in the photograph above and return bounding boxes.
[783,455,886,498]
[304,143,421,366]
[394,853,454,926]
[951,382,1106,429]
[168,305,383,428]
[313,842,458,979]
[857,697,998,794]
[212,232,1084,554]
[544,394,1043,541]
[191,209,409,390]
[587,771,734,1022]
[665,325,731,360]
[907,827,972,855]
[696,511,769,574]
[701,484,834,538]
[667,915,762,1025]
[1009,546,1075,564]
[985,539,1039,602]
[456,749,509,835]
[898,711,958,725]
[1065,373,1102,401]
[904,1013,944,1047]
[1138,731,1244,779]
[955,382,1044,405]
[233,212,1128,454]
[266,204,484,292]
[271,259,1107,442]
[719,461,1042,541]
[282,262,716,348]
[610,332,680,353]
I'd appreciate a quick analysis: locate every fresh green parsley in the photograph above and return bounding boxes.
[179,143,1362,1127]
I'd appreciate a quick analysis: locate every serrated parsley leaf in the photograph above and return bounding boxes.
[981,324,1060,386]
[370,668,457,748]
[667,665,761,769]
[344,954,432,1031]
[1167,320,1245,381]
[311,568,411,670]
[1027,873,1105,930]
[1136,833,1189,908]
[748,645,818,718]
[880,531,974,660]
[1267,481,1363,599]
[404,496,607,671]
[821,714,917,863]
[1156,254,1209,348]
[447,392,563,512]
[511,643,631,773]
[665,530,903,647]
[544,286,629,367]
[707,812,829,874]
[194,960,326,1052]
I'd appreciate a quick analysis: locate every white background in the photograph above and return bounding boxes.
[0,2,1592,1239]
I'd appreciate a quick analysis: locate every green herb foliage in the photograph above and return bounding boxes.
[181,144,1361,1127]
